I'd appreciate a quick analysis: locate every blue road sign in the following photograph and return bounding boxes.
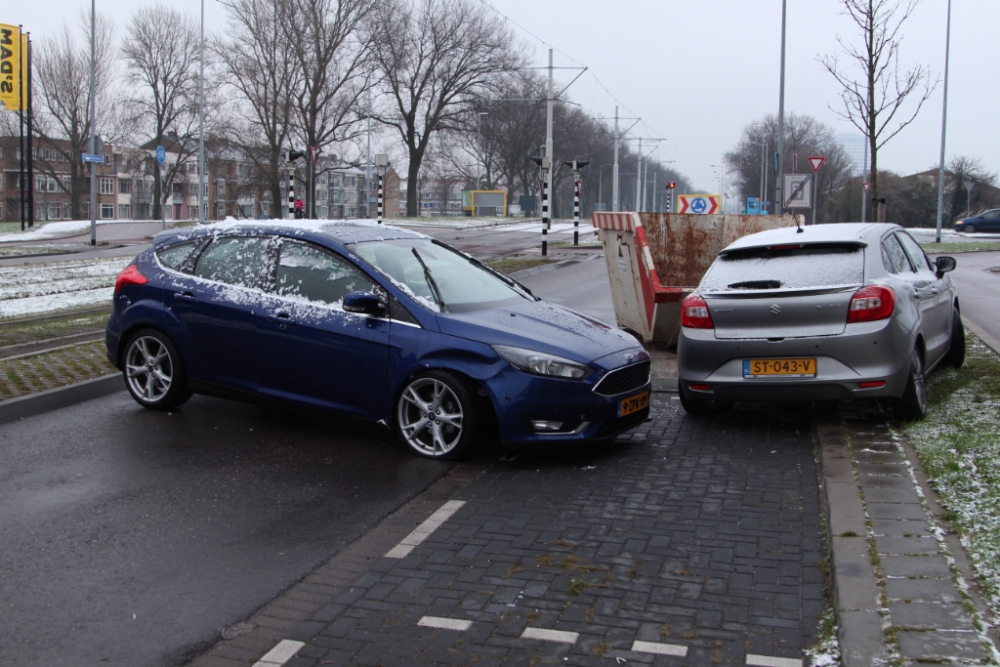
[81,153,103,163]
[690,197,708,214]
[155,146,167,164]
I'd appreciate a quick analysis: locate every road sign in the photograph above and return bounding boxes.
[746,197,761,215]
[677,194,720,215]
[782,174,812,208]
[309,146,319,164]
[808,156,825,173]
[89,136,104,154]
[155,146,166,164]
[81,153,103,163]
[863,182,870,192]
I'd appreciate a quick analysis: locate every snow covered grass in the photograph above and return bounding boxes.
[903,334,1000,618]
[0,256,130,319]
[920,241,1000,253]
[0,218,164,243]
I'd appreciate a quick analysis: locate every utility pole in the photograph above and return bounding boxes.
[632,140,663,211]
[89,0,97,245]
[595,108,638,212]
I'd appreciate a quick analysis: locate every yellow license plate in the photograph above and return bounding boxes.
[619,391,650,417]
[743,358,817,378]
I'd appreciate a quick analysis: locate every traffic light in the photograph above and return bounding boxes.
[665,183,675,213]
[285,149,305,162]
[667,182,676,189]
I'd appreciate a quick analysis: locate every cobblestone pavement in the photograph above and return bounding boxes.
[0,340,115,401]
[195,395,826,667]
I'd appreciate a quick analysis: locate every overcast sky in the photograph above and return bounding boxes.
[7,0,996,194]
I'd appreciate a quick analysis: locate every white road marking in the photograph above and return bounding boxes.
[251,639,305,667]
[418,616,473,631]
[520,627,579,644]
[385,500,466,559]
[746,654,802,667]
[631,640,688,656]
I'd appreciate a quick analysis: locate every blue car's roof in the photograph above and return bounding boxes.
[153,219,425,247]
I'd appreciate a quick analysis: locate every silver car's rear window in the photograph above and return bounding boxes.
[701,243,865,292]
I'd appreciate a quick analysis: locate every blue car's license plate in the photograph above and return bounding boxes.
[619,391,650,417]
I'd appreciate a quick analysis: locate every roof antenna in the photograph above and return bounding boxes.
[795,214,803,234]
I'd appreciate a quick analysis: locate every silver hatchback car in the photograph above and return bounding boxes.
[677,223,964,419]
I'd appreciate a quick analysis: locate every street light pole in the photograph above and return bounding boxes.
[934,0,952,243]
[89,0,97,245]
[477,111,488,190]
[198,0,205,223]
[776,0,787,215]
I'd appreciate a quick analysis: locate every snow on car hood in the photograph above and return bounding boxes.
[437,299,642,366]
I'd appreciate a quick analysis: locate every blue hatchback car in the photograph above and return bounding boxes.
[106,221,651,458]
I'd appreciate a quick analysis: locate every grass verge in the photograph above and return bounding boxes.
[0,309,110,348]
[483,256,555,275]
[902,333,1000,614]
[920,241,1000,253]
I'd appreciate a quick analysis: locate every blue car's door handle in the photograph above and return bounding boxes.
[267,313,293,328]
[173,292,196,302]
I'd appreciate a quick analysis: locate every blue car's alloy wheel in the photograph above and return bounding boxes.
[396,371,477,459]
[124,330,191,410]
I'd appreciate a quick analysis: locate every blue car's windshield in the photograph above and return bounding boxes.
[351,238,532,313]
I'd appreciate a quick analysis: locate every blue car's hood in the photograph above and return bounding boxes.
[437,299,642,365]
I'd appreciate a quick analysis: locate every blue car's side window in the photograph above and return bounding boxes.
[193,236,271,289]
[275,241,373,306]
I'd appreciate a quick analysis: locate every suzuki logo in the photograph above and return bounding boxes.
[769,304,781,315]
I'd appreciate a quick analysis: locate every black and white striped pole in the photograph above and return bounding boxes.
[531,154,548,256]
[284,149,304,219]
[374,153,387,224]
[564,159,589,245]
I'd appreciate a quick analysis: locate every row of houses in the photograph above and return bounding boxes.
[0,135,404,224]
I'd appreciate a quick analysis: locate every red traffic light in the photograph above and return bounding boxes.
[667,182,676,189]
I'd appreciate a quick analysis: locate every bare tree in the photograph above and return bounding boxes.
[33,12,118,220]
[285,0,374,217]
[216,0,299,214]
[945,156,998,223]
[725,114,852,221]
[820,0,936,206]
[122,5,202,220]
[367,0,523,216]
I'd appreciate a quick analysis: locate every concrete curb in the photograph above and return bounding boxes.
[814,414,888,667]
[963,316,1000,357]
[0,374,123,426]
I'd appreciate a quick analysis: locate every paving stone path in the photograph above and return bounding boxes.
[197,396,826,667]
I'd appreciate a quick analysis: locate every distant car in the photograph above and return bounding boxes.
[954,209,1000,233]
[106,221,651,459]
[677,223,964,420]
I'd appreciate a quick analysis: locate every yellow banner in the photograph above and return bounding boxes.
[0,23,22,111]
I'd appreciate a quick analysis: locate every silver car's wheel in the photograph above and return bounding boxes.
[395,371,477,459]
[123,330,191,410]
[893,347,927,421]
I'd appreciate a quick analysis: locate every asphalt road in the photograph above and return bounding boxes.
[942,250,1000,344]
[0,393,452,667]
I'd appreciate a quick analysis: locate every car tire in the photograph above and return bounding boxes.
[945,308,966,369]
[123,329,192,410]
[395,370,478,459]
[678,386,733,416]
[964,224,977,234]
[892,347,928,421]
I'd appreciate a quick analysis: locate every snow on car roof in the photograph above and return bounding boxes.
[723,222,898,252]
[155,218,426,246]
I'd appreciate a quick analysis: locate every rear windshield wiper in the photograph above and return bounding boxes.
[727,280,782,290]
[411,248,446,311]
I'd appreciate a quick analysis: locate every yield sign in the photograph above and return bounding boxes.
[863,182,870,192]
[808,156,825,173]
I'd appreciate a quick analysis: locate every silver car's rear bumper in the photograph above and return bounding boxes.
[677,318,915,402]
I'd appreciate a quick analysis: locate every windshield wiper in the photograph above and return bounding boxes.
[411,248,446,311]
[727,280,782,290]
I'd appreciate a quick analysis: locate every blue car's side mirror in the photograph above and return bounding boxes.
[343,291,384,314]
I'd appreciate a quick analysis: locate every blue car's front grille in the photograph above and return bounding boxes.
[593,360,651,397]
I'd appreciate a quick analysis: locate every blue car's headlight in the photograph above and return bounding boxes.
[492,345,592,380]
